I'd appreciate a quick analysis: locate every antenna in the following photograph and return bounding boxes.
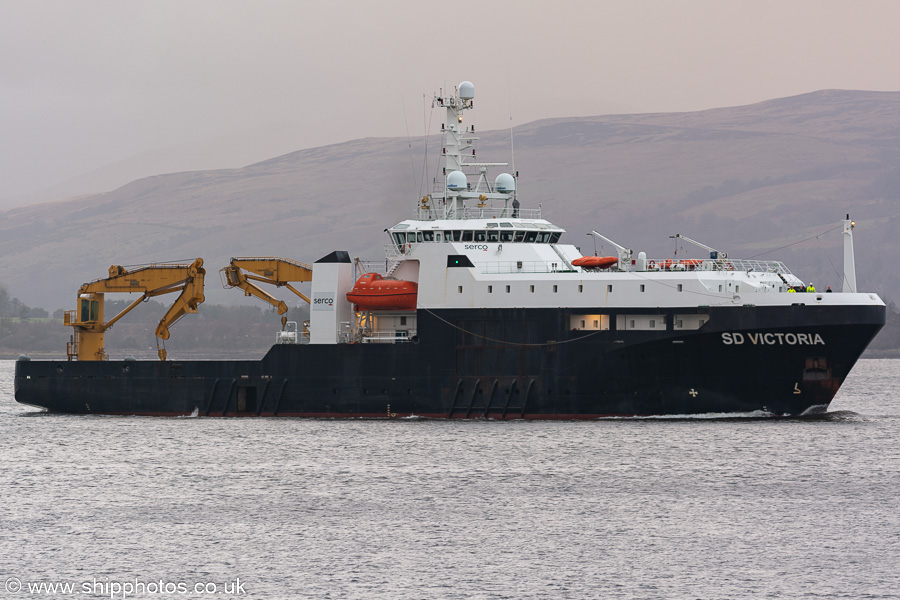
[420,93,432,199]
[507,71,516,184]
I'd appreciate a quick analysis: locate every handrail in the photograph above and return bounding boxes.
[644,258,791,274]
[478,261,575,274]
[414,207,542,221]
[360,331,413,344]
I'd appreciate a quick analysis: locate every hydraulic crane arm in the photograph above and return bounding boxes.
[669,233,727,259]
[65,258,206,361]
[220,257,313,329]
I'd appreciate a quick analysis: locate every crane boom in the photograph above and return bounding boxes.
[64,258,206,361]
[220,257,313,330]
[670,233,727,259]
[588,231,632,268]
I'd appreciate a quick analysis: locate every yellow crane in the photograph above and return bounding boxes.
[64,258,206,362]
[219,256,313,332]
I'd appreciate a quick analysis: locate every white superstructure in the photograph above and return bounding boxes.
[310,81,884,344]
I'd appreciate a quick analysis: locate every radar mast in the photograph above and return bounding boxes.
[427,81,517,220]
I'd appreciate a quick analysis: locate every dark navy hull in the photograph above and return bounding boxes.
[15,305,885,418]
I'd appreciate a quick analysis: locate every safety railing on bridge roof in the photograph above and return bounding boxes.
[414,207,542,221]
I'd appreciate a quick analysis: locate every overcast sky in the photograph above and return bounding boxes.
[2,0,899,201]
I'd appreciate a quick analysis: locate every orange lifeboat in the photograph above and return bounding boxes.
[680,259,703,269]
[658,258,703,270]
[572,256,618,269]
[659,259,676,270]
[346,273,418,311]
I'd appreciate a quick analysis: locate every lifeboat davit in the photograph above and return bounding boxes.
[572,256,618,269]
[346,273,418,311]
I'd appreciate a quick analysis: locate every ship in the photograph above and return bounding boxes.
[14,81,886,418]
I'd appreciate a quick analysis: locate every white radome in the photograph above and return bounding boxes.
[495,172,515,193]
[447,170,467,191]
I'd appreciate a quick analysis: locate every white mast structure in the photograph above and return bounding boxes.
[842,214,857,293]
[430,81,518,220]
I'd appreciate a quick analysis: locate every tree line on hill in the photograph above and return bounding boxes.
[0,285,49,319]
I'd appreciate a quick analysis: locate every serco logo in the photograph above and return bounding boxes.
[314,297,334,306]
[464,244,489,251]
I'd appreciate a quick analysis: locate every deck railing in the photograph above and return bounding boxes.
[644,258,791,274]
[478,261,576,274]
[414,207,542,221]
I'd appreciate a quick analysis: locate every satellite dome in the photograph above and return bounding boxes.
[447,170,467,191]
[458,81,475,100]
[494,173,516,193]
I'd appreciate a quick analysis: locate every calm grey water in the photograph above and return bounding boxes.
[1,359,898,600]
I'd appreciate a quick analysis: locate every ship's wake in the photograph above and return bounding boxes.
[601,409,865,421]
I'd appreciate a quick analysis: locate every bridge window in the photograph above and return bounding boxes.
[524,231,538,243]
[500,231,514,242]
[537,232,550,243]
[514,231,526,243]
[462,231,473,242]
[452,231,462,242]
[423,231,434,242]
[474,231,486,242]
[416,232,423,242]
[487,231,499,242]
[549,232,561,243]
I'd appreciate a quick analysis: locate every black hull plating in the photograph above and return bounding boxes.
[15,305,885,418]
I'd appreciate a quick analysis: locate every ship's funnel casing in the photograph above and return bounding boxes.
[309,251,354,344]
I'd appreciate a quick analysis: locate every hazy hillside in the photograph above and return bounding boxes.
[2,89,899,312]
[0,122,312,211]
